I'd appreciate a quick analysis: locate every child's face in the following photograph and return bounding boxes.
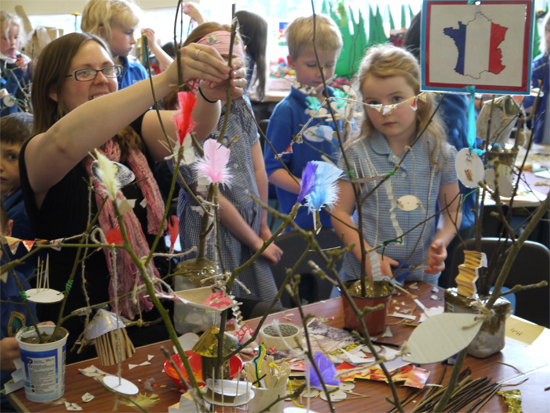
[0,142,22,196]
[1,24,21,57]
[288,46,338,89]
[361,75,418,144]
[109,21,137,58]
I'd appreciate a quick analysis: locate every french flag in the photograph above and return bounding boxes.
[444,12,508,78]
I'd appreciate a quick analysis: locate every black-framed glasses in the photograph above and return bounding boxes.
[65,65,122,82]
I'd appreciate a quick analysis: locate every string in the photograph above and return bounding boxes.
[465,86,477,154]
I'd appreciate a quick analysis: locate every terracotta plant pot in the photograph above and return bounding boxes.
[341,280,394,335]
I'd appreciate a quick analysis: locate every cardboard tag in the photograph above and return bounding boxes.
[401,313,482,364]
[456,148,485,188]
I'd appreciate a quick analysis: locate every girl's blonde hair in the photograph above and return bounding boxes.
[0,11,27,49]
[352,44,446,171]
[540,11,550,55]
[81,0,143,42]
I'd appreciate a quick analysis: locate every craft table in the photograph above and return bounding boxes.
[7,282,550,412]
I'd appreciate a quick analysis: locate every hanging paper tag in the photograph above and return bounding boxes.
[397,195,421,212]
[401,313,482,364]
[116,198,136,215]
[484,169,514,198]
[455,148,485,188]
[368,250,384,282]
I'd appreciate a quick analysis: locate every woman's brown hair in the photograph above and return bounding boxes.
[32,32,142,160]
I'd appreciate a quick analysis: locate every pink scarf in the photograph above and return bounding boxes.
[84,139,165,319]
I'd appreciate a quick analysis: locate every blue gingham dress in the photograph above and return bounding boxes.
[175,97,278,302]
[338,131,458,284]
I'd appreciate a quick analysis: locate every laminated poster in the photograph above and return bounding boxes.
[421,0,534,94]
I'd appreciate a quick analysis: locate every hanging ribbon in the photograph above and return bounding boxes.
[465,85,477,154]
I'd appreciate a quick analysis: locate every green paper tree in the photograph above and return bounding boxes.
[401,4,407,29]
[389,5,396,31]
[533,14,541,58]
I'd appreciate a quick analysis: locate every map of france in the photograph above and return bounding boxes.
[443,12,508,79]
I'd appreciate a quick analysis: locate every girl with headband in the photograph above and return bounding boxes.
[173,22,284,321]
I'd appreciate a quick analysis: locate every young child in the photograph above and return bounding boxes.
[0,113,35,281]
[174,22,283,312]
[235,11,268,101]
[524,11,550,143]
[263,14,343,231]
[81,0,147,89]
[0,198,36,410]
[331,45,462,286]
[0,11,31,117]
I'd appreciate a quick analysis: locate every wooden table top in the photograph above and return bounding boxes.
[8,282,550,412]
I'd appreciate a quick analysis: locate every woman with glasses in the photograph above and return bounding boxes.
[19,32,246,362]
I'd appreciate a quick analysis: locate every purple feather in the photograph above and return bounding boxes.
[308,352,339,390]
[297,162,318,204]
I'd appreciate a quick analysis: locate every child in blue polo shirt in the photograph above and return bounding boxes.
[263,14,343,231]
[0,199,37,410]
[81,0,147,89]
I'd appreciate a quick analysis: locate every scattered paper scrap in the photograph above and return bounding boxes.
[81,392,94,402]
[431,286,439,293]
[169,395,200,413]
[382,327,393,337]
[79,365,110,378]
[431,294,442,301]
[121,392,160,409]
[320,389,347,402]
[128,355,154,370]
[388,313,417,321]
[65,402,83,411]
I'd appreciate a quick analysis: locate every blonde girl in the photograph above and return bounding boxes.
[0,11,30,116]
[331,44,462,285]
[81,0,147,89]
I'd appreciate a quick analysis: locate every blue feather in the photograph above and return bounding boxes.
[306,161,342,213]
[297,162,318,204]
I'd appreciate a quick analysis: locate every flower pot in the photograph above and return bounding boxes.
[340,280,394,336]
[247,378,288,413]
[444,288,513,358]
[15,325,69,403]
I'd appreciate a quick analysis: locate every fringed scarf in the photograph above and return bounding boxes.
[84,138,165,319]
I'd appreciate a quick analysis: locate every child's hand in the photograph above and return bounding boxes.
[380,254,399,278]
[0,337,20,371]
[183,2,208,25]
[142,28,159,51]
[425,239,447,274]
[261,242,283,266]
[15,55,30,69]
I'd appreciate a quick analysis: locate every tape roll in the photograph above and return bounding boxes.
[258,323,302,350]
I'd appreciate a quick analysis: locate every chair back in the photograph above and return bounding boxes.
[450,238,550,327]
[271,228,343,308]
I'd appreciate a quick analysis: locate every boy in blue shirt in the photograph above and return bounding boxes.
[1,113,35,281]
[81,0,148,89]
[264,14,343,231]
[0,199,37,411]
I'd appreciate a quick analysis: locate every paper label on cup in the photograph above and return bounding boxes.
[20,345,66,402]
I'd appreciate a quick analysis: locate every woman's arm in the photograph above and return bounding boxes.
[25,44,238,200]
[425,181,463,274]
[330,180,396,279]
[268,169,301,195]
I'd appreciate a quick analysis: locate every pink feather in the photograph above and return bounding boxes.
[195,139,232,186]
